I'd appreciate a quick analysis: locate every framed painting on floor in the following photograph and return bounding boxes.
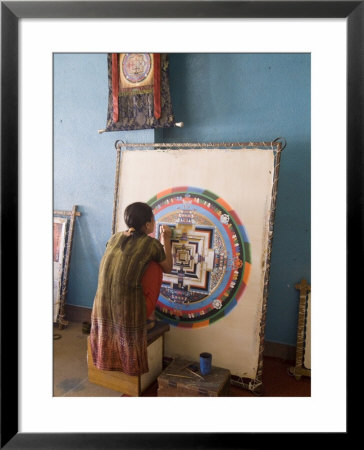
[53,216,68,323]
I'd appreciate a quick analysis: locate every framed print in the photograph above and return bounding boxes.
[1,0,359,447]
[53,207,81,327]
[53,216,67,323]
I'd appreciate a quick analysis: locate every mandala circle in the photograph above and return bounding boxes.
[147,186,251,328]
[122,53,152,83]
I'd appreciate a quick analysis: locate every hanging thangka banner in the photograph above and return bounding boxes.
[105,53,175,131]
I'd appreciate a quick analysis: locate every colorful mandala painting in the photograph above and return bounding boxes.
[148,186,251,328]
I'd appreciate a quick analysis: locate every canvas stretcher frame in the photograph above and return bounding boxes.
[112,140,284,394]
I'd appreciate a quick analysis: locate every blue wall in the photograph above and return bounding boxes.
[54,53,310,346]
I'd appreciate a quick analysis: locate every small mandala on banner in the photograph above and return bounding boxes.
[147,186,251,328]
[121,53,152,84]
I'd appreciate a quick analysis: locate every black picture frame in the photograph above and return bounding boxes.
[1,1,358,448]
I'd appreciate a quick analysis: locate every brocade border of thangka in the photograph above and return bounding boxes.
[111,140,285,394]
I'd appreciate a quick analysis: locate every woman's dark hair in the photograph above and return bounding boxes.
[121,202,154,250]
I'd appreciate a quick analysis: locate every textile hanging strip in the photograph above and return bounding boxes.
[153,53,161,120]
[105,53,175,131]
[111,53,119,123]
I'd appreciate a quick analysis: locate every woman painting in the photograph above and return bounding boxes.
[90,202,172,376]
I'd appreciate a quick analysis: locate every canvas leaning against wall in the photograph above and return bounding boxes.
[53,217,68,322]
[113,143,282,385]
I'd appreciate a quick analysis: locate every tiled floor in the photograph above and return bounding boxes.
[53,321,310,397]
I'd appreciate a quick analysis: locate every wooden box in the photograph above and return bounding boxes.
[87,322,169,396]
[157,358,231,397]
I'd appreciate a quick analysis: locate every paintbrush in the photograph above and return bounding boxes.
[185,367,205,380]
[165,373,194,379]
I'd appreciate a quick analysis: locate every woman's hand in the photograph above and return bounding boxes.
[159,225,173,273]
[159,225,172,244]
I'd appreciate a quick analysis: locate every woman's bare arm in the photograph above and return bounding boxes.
[158,225,173,273]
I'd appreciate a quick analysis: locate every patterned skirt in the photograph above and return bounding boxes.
[90,316,148,376]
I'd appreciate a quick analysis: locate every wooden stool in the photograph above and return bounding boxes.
[87,321,169,396]
[157,358,231,397]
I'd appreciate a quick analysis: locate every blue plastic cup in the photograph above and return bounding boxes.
[199,352,212,375]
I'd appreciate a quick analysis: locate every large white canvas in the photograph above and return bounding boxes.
[115,147,275,379]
